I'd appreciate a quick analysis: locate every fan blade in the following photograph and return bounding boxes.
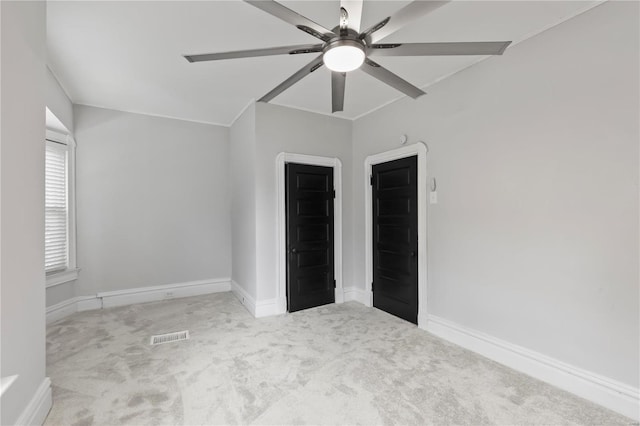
[184,44,324,63]
[361,59,425,99]
[331,72,346,113]
[340,0,363,33]
[361,1,450,44]
[259,55,324,103]
[244,0,336,42]
[369,41,512,57]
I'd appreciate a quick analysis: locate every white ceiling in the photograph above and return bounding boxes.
[47,1,600,126]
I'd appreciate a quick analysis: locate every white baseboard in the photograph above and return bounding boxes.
[343,286,368,305]
[97,278,230,308]
[46,298,78,324]
[231,281,283,318]
[76,295,102,312]
[15,377,51,426]
[231,280,257,316]
[47,278,230,324]
[255,297,280,318]
[46,296,103,324]
[276,296,287,315]
[425,314,639,421]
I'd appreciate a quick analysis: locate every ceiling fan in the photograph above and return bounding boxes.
[183,0,512,113]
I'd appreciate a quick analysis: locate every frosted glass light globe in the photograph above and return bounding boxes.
[323,44,365,72]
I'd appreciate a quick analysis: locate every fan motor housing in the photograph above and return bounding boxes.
[323,37,366,55]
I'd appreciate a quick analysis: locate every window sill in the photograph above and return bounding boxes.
[46,268,79,288]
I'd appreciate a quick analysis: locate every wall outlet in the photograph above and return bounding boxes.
[165,291,174,299]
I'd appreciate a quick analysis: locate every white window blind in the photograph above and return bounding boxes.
[45,141,68,273]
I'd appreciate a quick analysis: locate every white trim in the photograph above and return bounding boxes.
[45,268,79,288]
[255,298,280,318]
[364,143,428,326]
[343,286,368,305]
[276,152,344,315]
[14,377,52,426]
[426,315,640,421]
[67,134,77,273]
[46,298,79,324]
[46,295,103,324]
[47,278,230,323]
[231,280,257,317]
[97,278,231,308]
[76,295,102,312]
[45,129,67,141]
[231,280,281,318]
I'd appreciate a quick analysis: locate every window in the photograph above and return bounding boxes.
[45,130,78,286]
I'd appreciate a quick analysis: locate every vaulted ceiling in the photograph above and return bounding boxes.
[47,1,600,126]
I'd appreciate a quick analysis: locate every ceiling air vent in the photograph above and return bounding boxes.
[150,330,189,345]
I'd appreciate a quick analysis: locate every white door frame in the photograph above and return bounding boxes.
[276,152,344,314]
[364,143,428,327]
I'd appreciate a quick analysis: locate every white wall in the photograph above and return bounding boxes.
[46,68,73,133]
[352,1,638,388]
[74,105,231,295]
[229,104,258,299]
[45,282,76,307]
[254,103,353,301]
[0,1,50,424]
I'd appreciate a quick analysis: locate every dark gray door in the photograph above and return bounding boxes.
[286,163,335,312]
[371,156,418,324]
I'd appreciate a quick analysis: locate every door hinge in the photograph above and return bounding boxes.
[333,279,336,288]
[332,189,336,199]
[371,282,374,292]
[370,174,375,186]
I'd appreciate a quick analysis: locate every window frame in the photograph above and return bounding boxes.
[45,129,79,287]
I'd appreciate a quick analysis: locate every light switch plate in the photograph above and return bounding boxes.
[430,192,438,204]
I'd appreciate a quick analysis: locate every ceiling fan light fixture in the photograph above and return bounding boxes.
[323,39,365,72]
[184,1,513,113]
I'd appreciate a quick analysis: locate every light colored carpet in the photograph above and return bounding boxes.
[45,292,632,425]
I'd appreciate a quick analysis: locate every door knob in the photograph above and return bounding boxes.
[410,251,417,257]
[291,248,298,254]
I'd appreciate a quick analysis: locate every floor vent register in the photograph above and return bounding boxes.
[150,330,190,345]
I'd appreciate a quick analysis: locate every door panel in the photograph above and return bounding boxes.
[297,224,328,242]
[372,156,418,324]
[286,163,335,312]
